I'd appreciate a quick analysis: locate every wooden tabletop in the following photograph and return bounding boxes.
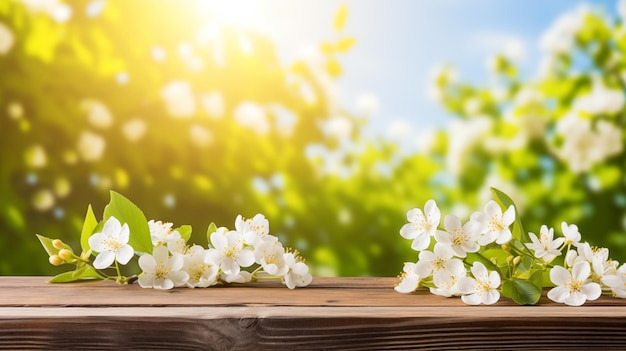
[1,277,626,350]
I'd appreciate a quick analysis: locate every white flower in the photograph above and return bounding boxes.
[457,262,501,305]
[236,214,272,247]
[233,102,269,135]
[415,244,464,282]
[0,21,14,55]
[434,215,482,258]
[88,217,134,269]
[283,251,312,289]
[547,261,601,306]
[207,227,255,275]
[221,270,252,283]
[138,245,189,290]
[400,200,441,251]
[77,131,106,162]
[472,200,515,245]
[554,113,622,174]
[395,262,421,293]
[603,264,626,298]
[527,225,564,263]
[254,241,288,276]
[148,220,182,247]
[573,79,625,115]
[561,222,581,246]
[161,81,196,118]
[325,116,353,140]
[431,269,465,297]
[182,245,219,288]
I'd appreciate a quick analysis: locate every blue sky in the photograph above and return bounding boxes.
[234,0,619,148]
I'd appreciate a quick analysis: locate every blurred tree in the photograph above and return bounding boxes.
[0,0,438,276]
[425,4,626,262]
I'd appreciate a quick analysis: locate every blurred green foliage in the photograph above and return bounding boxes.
[1,1,625,277]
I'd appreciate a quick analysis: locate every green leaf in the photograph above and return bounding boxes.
[490,187,528,242]
[465,252,499,272]
[176,225,192,243]
[333,4,348,31]
[80,205,98,252]
[501,278,541,305]
[517,255,533,273]
[206,222,217,245]
[36,234,59,257]
[49,267,104,283]
[103,191,152,254]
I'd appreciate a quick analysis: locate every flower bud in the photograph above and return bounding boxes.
[513,256,521,266]
[49,255,64,266]
[507,255,514,265]
[501,244,510,251]
[58,249,73,260]
[52,239,65,250]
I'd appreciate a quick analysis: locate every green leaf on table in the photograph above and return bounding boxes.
[80,204,98,252]
[176,225,192,243]
[206,222,217,245]
[49,267,104,283]
[103,191,152,254]
[501,278,541,305]
[490,187,529,242]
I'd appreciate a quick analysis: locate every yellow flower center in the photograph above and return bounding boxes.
[154,263,171,279]
[566,278,583,294]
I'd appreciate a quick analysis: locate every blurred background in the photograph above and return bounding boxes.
[2,0,626,276]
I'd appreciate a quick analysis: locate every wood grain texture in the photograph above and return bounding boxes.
[0,277,625,350]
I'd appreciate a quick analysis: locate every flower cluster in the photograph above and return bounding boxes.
[38,191,311,290]
[396,188,626,306]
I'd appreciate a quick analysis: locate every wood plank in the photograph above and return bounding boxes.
[1,277,626,350]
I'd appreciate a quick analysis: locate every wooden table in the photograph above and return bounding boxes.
[1,277,626,350]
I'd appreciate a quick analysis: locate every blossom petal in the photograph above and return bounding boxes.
[456,277,476,295]
[169,253,184,271]
[411,233,431,251]
[484,200,501,217]
[547,286,569,303]
[482,290,500,305]
[93,251,115,269]
[572,261,591,281]
[138,274,154,288]
[565,291,586,306]
[118,223,130,245]
[169,271,189,287]
[471,262,488,280]
[88,233,107,252]
[221,258,240,275]
[580,282,601,301]
[406,208,423,223]
[444,215,461,232]
[461,293,482,305]
[103,216,122,237]
[395,274,420,293]
[495,229,512,244]
[236,249,255,268]
[502,205,515,226]
[153,278,174,290]
[115,244,134,265]
[549,265,570,286]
